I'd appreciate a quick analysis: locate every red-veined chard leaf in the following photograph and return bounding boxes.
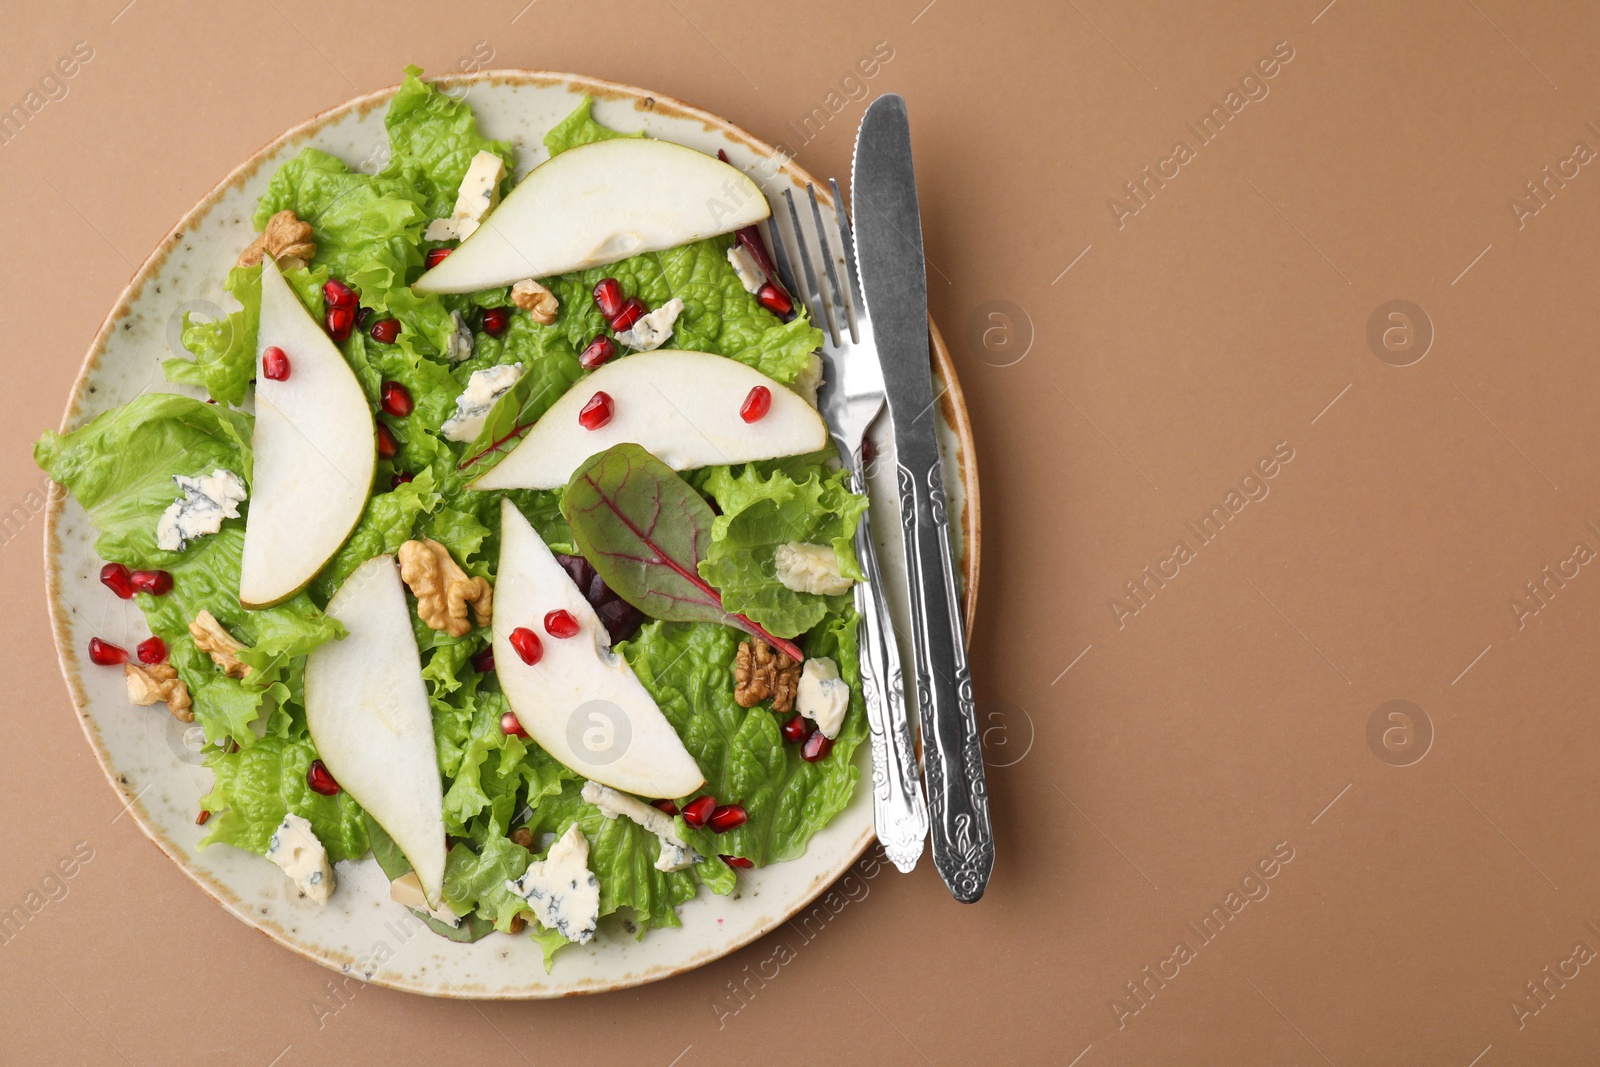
[560,443,804,661]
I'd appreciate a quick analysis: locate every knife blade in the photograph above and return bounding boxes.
[850,94,994,902]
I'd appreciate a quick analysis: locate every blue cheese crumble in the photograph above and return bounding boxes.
[155,468,247,551]
[265,813,335,905]
[441,362,523,443]
[797,656,850,739]
[581,780,699,872]
[616,297,683,351]
[505,823,599,944]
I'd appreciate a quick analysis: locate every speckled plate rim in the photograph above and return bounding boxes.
[41,69,980,998]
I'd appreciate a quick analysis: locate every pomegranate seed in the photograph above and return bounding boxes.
[740,385,772,424]
[390,471,414,489]
[376,424,399,459]
[681,795,717,829]
[196,810,211,826]
[370,318,401,344]
[609,297,647,333]
[325,305,355,342]
[578,334,616,370]
[136,636,167,664]
[802,731,834,763]
[322,278,357,310]
[651,799,680,816]
[508,627,543,665]
[100,562,135,599]
[781,713,809,744]
[88,638,127,666]
[708,804,748,833]
[861,435,876,465]
[471,647,496,673]
[543,609,580,639]
[578,391,614,430]
[756,282,793,317]
[306,759,341,796]
[500,710,530,738]
[592,277,623,319]
[262,346,291,381]
[130,569,174,596]
[721,854,753,869]
[481,307,510,337]
[425,247,452,269]
[380,380,413,417]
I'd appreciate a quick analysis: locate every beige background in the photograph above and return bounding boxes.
[5,0,1600,1063]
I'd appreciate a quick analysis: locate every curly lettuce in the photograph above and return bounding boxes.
[34,394,342,744]
[698,465,868,638]
[622,611,868,866]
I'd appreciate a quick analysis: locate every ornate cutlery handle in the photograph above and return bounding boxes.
[849,457,928,873]
[895,454,993,902]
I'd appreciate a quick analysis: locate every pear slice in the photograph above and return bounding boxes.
[472,351,826,491]
[494,498,705,798]
[304,555,447,906]
[239,258,375,607]
[412,138,770,295]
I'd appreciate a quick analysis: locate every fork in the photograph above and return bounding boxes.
[766,181,929,873]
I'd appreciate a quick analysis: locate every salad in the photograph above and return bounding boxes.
[36,68,871,970]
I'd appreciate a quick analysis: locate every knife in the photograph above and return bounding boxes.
[851,94,994,902]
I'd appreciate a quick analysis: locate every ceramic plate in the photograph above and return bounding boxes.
[43,71,979,998]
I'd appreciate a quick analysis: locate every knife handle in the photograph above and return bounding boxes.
[895,454,993,902]
[848,458,929,873]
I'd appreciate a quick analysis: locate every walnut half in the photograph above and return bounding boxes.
[399,539,493,638]
[237,209,317,270]
[510,278,559,324]
[734,638,801,713]
[126,662,193,722]
[189,610,252,678]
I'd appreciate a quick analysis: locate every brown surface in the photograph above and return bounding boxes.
[4,2,1600,1064]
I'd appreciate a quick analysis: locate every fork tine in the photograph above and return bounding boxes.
[763,217,801,302]
[829,178,865,345]
[807,183,851,342]
[782,188,839,349]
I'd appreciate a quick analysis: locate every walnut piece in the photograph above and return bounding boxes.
[510,278,559,324]
[237,209,316,270]
[125,662,193,722]
[734,638,801,713]
[399,539,493,638]
[510,827,534,850]
[189,610,252,678]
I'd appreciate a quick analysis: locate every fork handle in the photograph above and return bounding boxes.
[894,445,993,902]
[848,455,928,873]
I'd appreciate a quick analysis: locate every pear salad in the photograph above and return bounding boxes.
[37,68,872,967]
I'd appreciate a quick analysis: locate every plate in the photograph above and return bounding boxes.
[43,70,979,998]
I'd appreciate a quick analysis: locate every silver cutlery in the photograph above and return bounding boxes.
[851,93,993,902]
[766,181,929,873]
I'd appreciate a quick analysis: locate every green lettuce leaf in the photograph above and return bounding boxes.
[34,393,342,744]
[199,736,368,859]
[441,836,532,932]
[542,236,820,384]
[311,465,443,602]
[165,263,329,406]
[697,465,869,637]
[543,97,641,158]
[366,814,496,943]
[383,65,514,222]
[622,611,867,866]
